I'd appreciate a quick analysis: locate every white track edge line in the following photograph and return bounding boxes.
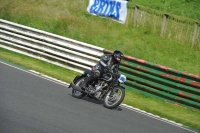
[0,61,70,87]
[120,104,198,133]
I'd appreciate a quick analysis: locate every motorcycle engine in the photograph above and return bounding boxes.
[93,81,108,99]
[94,91,101,99]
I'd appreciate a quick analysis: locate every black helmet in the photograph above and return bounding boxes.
[112,50,124,62]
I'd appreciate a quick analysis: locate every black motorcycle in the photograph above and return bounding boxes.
[69,69,126,109]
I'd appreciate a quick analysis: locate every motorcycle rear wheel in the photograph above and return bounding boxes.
[71,77,86,98]
[103,86,125,109]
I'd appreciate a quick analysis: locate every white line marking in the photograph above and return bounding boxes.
[29,70,69,85]
[120,104,198,133]
[0,61,70,87]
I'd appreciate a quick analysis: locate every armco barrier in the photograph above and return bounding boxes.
[0,19,104,73]
[104,50,200,110]
[0,19,199,109]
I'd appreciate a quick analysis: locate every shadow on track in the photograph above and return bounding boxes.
[68,94,123,111]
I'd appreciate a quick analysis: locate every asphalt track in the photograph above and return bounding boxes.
[0,61,197,133]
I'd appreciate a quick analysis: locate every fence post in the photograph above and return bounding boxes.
[192,22,198,47]
[161,14,168,36]
[134,5,139,27]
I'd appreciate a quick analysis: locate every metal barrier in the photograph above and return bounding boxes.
[0,19,104,73]
[0,19,199,109]
[104,50,200,110]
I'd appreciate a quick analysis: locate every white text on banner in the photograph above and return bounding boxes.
[87,0,128,24]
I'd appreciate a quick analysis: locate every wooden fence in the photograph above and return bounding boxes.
[127,4,200,47]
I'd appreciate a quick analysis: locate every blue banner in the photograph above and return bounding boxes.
[87,0,128,24]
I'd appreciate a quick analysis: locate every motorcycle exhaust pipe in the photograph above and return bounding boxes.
[69,84,85,93]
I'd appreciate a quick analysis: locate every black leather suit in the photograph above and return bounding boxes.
[81,54,120,89]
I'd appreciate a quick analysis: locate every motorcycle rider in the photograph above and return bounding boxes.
[69,50,124,91]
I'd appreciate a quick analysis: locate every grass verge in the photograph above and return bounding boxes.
[0,47,199,131]
[0,48,79,83]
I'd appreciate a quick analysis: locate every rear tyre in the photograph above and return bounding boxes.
[71,77,86,99]
[103,86,125,109]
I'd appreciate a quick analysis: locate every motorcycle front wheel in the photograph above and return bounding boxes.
[103,86,125,109]
[71,77,86,98]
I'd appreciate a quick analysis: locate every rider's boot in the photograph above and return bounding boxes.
[80,77,96,93]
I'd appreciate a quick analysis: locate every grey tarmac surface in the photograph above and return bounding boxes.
[0,61,197,133]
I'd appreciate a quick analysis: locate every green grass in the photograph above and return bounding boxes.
[0,0,200,131]
[124,89,200,131]
[0,47,200,131]
[0,48,79,83]
[128,0,200,20]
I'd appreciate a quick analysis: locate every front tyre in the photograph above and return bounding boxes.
[103,86,125,109]
[71,77,86,99]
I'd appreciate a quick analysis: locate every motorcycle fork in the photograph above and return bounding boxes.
[108,81,120,97]
[108,83,115,97]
